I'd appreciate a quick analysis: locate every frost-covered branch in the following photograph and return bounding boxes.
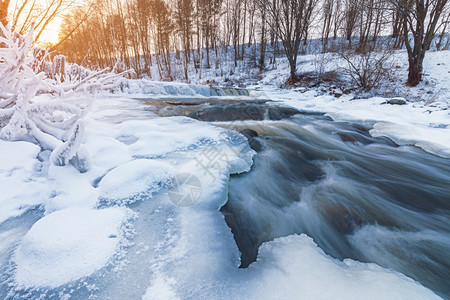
[0,24,127,171]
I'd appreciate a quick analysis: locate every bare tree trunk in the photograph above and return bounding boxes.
[0,0,10,26]
[436,13,449,50]
[259,7,266,70]
[398,0,448,86]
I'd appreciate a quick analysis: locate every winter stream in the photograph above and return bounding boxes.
[146,95,450,298]
[0,89,449,299]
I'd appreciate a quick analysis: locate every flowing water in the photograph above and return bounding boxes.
[148,96,450,298]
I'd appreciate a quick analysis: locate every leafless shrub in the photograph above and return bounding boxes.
[314,52,334,80]
[339,48,395,91]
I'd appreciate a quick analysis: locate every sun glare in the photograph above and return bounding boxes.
[8,0,63,45]
[38,21,61,44]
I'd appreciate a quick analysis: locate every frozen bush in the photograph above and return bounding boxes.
[0,24,127,171]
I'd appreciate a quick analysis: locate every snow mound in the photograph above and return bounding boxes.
[0,140,48,223]
[0,140,40,174]
[86,136,133,171]
[247,234,441,299]
[47,165,99,211]
[98,159,174,202]
[13,207,133,288]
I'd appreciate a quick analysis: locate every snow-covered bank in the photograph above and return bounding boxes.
[118,50,450,159]
[1,90,445,299]
[255,50,450,159]
[0,94,256,297]
[265,90,450,158]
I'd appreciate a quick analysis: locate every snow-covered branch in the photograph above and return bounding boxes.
[0,24,127,171]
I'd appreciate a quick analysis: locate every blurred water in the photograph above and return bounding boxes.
[220,114,450,298]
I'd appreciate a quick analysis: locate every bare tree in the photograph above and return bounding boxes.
[256,0,317,81]
[174,0,194,80]
[151,0,173,79]
[436,11,450,50]
[343,0,359,46]
[7,0,75,41]
[322,0,335,52]
[392,0,449,86]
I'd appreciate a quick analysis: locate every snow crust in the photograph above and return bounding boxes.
[0,93,257,293]
[13,207,132,288]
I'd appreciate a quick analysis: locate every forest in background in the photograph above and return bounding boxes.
[1,0,449,86]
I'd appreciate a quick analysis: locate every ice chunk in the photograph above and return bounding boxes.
[371,122,450,158]
[123,118,226,157]
[14,207,132,288]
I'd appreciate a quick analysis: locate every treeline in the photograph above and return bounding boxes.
[57,0,449,86]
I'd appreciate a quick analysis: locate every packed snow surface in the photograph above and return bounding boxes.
[13,207,132,288]
[0,141,40,173]
[0,140,49,223]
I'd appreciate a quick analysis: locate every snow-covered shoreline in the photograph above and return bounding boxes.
[264,89,450,158]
